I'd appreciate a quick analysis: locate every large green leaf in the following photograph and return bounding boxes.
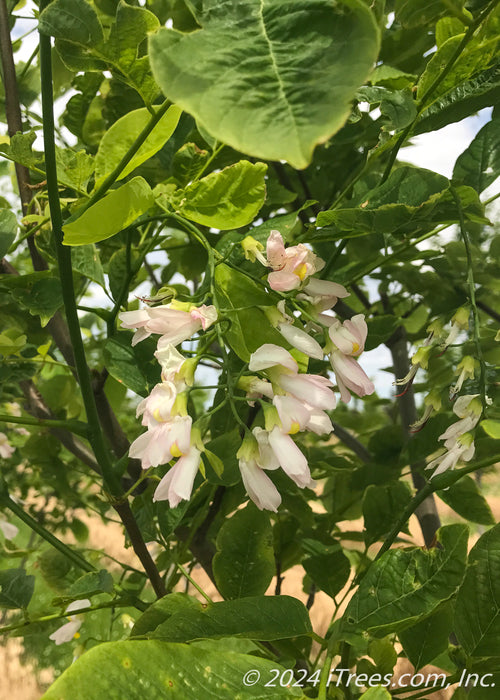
[0,209,17,258]
[213,263,284,361]
[41,640,306,699]
[213,503,275,600]
[63,177,154,245]
[395,0,465,28]
[95,106,182,185]
[398,603,453,670]
[362,481,413,545]
[38,0,104,46]
[10,277,64,327]
[302,547,351,599]
[454,523,500,657]
[150,595,312,642]
[437,475,495,526]
[167,161,267,230]
[0,569,35,609]
[149,0,380,168]
[344,524,468,635]
[453,116,500,193]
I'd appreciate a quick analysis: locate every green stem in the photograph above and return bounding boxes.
[375,453,500,562]
[451,187,487,410]
[66,99,172,224]
[39,26,121,496]
[1,494,95,573]
[0,413,89,437]
[176,562,213,604]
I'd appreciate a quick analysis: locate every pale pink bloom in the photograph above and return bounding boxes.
[328,315,368,357]
[129,415,192,468]
[273,395,312,434]
[253,427,280,470]
[119,305,217,347]
[249,344,298,373]
[277,322,324,360]
[154,344,186,382]
[239,376,275,403]
[301,278,349,311]
[153,447,201,506]
[305,407,334,435]
[330,351,375,403]
[0,432,15,459]
[49,599,91,645]
[266,230,324,292]
[0,519,18,540]
[136,381,177,428]
[118,309,152,346]
[239,458,281,512]
[277,372,336,411]
[427,439,475,478]
[267,427,316,489]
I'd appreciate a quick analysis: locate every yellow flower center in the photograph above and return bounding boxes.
[170,443,183,458]
[294,263,308,280]
[289,421,301,435]
[352,342,360,354]
[73,632,80,640]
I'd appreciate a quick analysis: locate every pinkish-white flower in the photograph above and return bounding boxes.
[277,322,324,360]
[0,519,18,540]
[119,304,217,348]
[0,432,14,459]
[301,278,350,311]
[273,395,312,434]
[328,315,368,357]
[427,434,475,478]
[249,344,298,373]
[153,447,201,506]
[330,351,375,403]
[49,599,91,645]
[276,372,336,411]
[136,381,178,428]
[238,457,281,512]
[267,427,316,489]
[265,230,324,292]
[129,415,192,468]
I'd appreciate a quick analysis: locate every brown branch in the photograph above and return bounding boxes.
[477,299,500,324]
[381,295,441,547]
[331,421,372,463]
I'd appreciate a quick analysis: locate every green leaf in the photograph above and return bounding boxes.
[0,329,27,356]
[417,34,497,105]
[437,475,495,525]
[10,277,64,327]
[399,603,453,670]
[67,570,114,599]
[169,161,267,230]
[344,524,468,635]
[0,209,17,258]
[357,86,417,130]
[214,263,284,361]
[55,147,95,192]
[302,548,351,599]
[151,595,312,642]
[39,0,104,46]
[41,640,306,699]
[95,106,182,185]
[172,143,209,186]
[103,335,156,397]
[132,593,203,637]
[0,131,41,168]
[0,568,35,609]
[149,0,380,168]
[213,503,275,600]
[63,177,154,245]
[362,481,413,545]
[480,419,500,439]
[454,523,500,657]
[395,0,465,28]
[365,315,399,351]
[359,688,392,700]
[71,244,106,287]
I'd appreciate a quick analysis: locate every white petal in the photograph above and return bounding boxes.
[0,520,18,540]
[248,344,298,373]
[239,459,281,512]
[49,619,82,645]
[278,323,324,360]
[268,428,313,489]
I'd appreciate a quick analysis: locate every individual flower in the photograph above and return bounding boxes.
[129,415,193,468]
[426,433,475,478]
[442,307,469,348]
[265,230,324,292]
[241,235,267,265]
[135,381,178,428]
[267,426,316,489]
[299,278,349,312]
[329,351,374,403]
[449,356,477,399]
[393,344,433,391]
[49,599,91,645]
[119,303,217,347]
[237,435,281,512]
[0,432,14,459]
[237,375,275,403]
[410,389,442,432]
[328,315,368,357]
[265,302,324,360]
[153,446,201,506]
[0,519,18,540]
